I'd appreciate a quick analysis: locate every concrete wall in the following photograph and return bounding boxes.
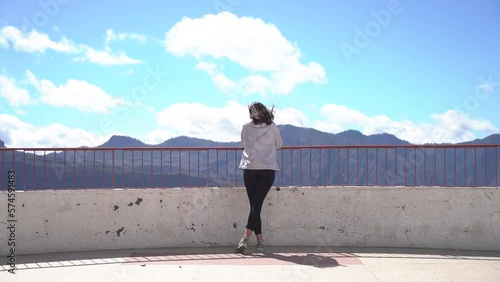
[0,187,499,255]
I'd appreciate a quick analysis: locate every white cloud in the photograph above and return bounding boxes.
[154,101,308,142]
[0,26,142,66]
[72,29,146,66]
[75,46,142,66]
[165,12,326,95]
[141,129,176,145]
[0,26,79,53]
[105,29,146,46]
[155,101,249,142]
[314,104,498,144]
[0,114,111,148]
[274,107,308,127]
[0,74,32,106]
[26,70,125,113]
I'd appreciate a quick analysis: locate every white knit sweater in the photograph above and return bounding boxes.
[238,122,283,171]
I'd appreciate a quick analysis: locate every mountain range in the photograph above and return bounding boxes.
[2,125,499,149]
[1,125,498,190]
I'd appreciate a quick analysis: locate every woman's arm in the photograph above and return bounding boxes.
[272,123,283,149]
[240,124,246,149]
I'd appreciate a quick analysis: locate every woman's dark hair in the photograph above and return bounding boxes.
[248,102,275,125]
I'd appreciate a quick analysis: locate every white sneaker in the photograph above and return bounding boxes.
[235,237,248,252]
[256,240,265,252]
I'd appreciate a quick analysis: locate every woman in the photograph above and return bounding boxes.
[235,101,283,252]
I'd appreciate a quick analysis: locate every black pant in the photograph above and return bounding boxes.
[243,169,275,235]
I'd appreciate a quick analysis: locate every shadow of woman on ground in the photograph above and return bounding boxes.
[250,252,342,268]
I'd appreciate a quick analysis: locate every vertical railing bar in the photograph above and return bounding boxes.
[281,149,284,185]
[141,150,144,188]
[309,148,312,186]
[178,150,181,188]
[132,151,135,188]
[34,150,37,190]
[404,147,407,186]
[496,146,498,187]
[319,149,322,186]
[63,150,67,190]
[385,148,388,186]
[23,149,26,190]
[160,150,163,188]
[28,151,31,190]
[112,150,115,189]
[434,148,436,186]
[122,151,125,188]
[102,150,106,188]
[235,150,238,187]
[366,148,368,186]
[290,149,293,186]
[394,148,397,186]
[347,148,350,186]
[337,148,340,185]
[44,150,46,190]
[424,148,427,186]
[226,150,228,187]
[72,151,75,189]
[53,151,56,190]
[12,150,15,189]
[83,149,86,190]
[198,150,201,187]
[188,150,191,187]
[216,150,219,187]
[413,147,416,186]
[1,150,3,191]
[206,150,209,187]
[151,150,153,188]
[328,149,331,186]
[484,147,487,187]
[454,148,456,186]
[169,150,172,187]
[444,148,447,187]
[356,148,359,185]
[375,148,378,186]
[464,148,467,187]
[93,150,96,189]
[474,147,477,187]
[300,149,303,186]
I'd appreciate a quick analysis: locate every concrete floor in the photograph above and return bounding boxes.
[2,246,500,282]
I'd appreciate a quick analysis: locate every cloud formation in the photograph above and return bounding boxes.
[26,70,125,113]
[0,102,497,148]
[165,12,326,95]
[315,104,498,144]
[0,26,143,66]
[0,114,110,148]
[0,74,32,106]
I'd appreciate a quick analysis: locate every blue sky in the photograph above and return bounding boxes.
[0,0,498,147]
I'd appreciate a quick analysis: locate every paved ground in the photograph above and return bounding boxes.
[1,246,500,282]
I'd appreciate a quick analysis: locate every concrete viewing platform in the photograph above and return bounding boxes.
[1,246,500,282]
[1,187,499,281]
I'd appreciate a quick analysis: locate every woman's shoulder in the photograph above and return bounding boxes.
[242,122,253,128]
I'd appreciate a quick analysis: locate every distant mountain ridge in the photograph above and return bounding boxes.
[1,125,499,189]
[99,135,147,147]
[0,126,499,149]
[460,134,500,145]
[94,125,412,148]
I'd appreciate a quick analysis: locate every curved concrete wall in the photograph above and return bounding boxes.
[1,187,499,255]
